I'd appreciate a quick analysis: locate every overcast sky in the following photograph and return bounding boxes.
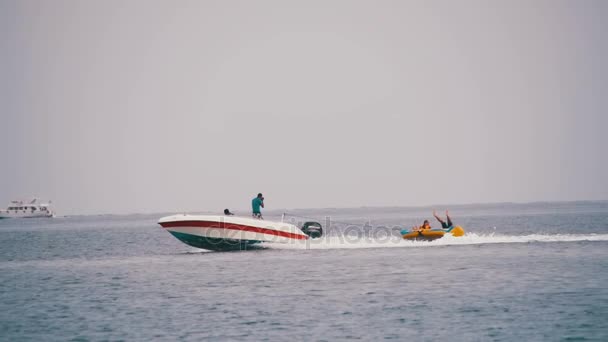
[1,0,607,215]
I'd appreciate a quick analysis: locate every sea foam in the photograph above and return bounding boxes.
[261,233,608,250]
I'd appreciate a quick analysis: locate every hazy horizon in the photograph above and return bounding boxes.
[59,199,608,218]
[2,0,607,215]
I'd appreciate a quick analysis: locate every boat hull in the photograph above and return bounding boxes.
[0,212,53,219]
[158,214,309,251]
[168,231,262,251]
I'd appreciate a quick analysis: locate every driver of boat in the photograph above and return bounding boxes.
[252,193,264,219]
[224,208,234,216]
[433,210,453,229]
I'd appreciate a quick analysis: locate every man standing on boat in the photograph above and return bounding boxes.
[252,193,264,219]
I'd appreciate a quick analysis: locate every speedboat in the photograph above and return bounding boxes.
[401,225,465,241]
[158,214,323,251]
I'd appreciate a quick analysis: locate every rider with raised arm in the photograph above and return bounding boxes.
[433,210,453,229]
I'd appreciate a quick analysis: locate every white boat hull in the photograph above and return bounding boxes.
[0,211,54,219]
[158,214,309,251]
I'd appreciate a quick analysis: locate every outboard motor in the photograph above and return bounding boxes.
[300,221,323,238]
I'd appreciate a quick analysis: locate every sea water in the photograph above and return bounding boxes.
[0,202,607,341]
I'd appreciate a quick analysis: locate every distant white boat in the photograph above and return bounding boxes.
[0,199,54,219]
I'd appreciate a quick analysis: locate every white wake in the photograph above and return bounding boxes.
[261,233,608,250]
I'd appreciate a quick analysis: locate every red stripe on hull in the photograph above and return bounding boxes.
[159,220,308,240]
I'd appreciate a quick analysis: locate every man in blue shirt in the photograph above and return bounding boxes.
[252,193,264,219]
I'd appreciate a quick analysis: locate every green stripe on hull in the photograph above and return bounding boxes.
[168,231,262,251]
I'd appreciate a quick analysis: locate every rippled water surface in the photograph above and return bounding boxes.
[1,202,607,341]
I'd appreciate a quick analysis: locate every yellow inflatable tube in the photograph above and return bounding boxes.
[401,226,465,241]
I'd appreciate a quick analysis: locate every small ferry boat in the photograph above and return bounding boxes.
[158,214,322,251]
[0,199,54,219]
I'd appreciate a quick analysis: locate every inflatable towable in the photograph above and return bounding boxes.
[401,226,465,241]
